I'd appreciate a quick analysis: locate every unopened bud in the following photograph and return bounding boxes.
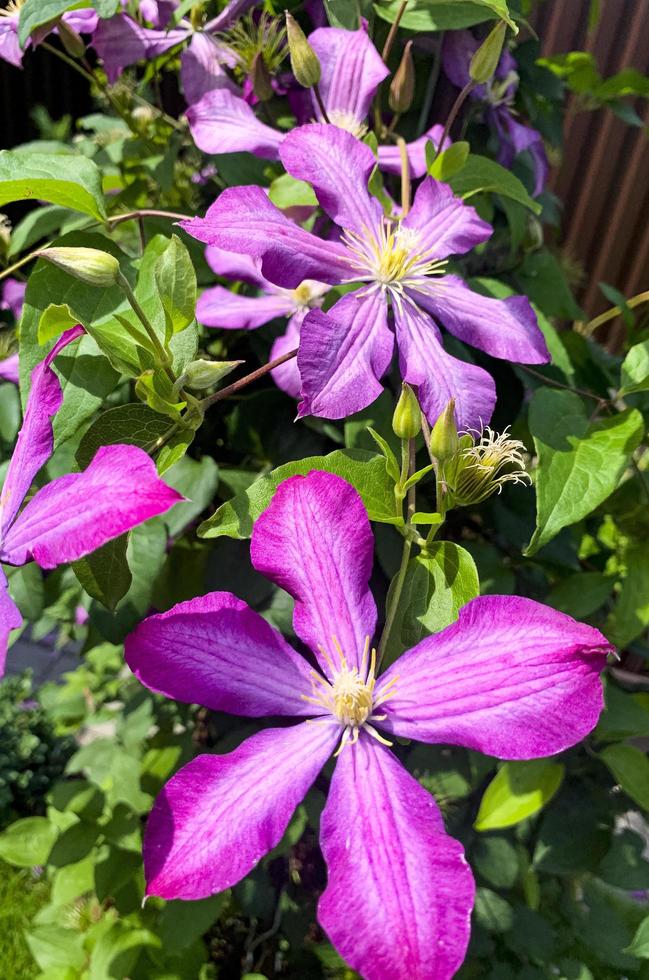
[250,51,274,102]
[429,400,460,462]
[285,11,321,89]
[389,41,415,114]
[38,247,121,288]
[58,20,86,59]
[469,21,507,85]
[182,358,243,390]
[392,383,421,440]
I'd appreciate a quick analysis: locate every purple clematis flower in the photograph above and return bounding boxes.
[0,4,98,68]
[187,21,448,177]
[125,469,610,980]
[182,124,549,430]
[0,326,183,673]
[0,279,25,384]
[442,30,548,197]
[198,245,329,398]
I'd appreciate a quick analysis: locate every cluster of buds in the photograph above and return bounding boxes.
[430,399,530,508]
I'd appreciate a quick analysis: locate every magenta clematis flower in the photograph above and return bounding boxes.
[0,326,183,672]
[125,469,610,980]
[198,245,329,398]
[442,30,548,197]
[0,4,98,68]
[182,124,549,430]
[187,21,448,177]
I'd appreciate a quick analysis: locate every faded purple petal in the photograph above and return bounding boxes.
[61,8,99,35]
[250,471,377,678]
[139,0,177,28]
[92,15,188,82]
[297,290,393,420]
[394,298,496,431]
[308,23,388,127]
[413,274,550,364]
[403,177,492,260]
[186,88,283,158]
[203,0,260,34]
[1,279,26,320]
[0,15,23,68]
[270,312,303,398]
[280,124,382,235]
[125,591,315,717]
[0,354,19,385]
[441,30,476,90]
[181,32,237,107]
[377,124,451,179]
[376,595,611,759]
[181,186,352,288]
[0,568,22,677]
[319,735,474,980]
[144,722,338,900]
[197,284,294,329]
[499,112,548,197]
[2,445,182,569]
[0,326,83,540]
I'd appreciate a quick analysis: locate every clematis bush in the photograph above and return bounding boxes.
[0,1,648,978]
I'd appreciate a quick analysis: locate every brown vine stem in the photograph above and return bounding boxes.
[398,137,411,215]
[313,84,332,124]
[381,1,410,63]
[200,348,298,409]
[518,364,609,406]
[431,80,476,162]
[108,209,193,228]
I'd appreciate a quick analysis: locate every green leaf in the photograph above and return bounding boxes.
[600,744,649,811]
[76,403,172,468]
[268,173,318,209]
[161,455,219,537]
[51,332,121,448]
[153,234,197,341]
[547,571,612,618]
[26,926,86,972]
[324,0,372,27]
[51,855,95,906]
[0,384,20,442]
[198,449,402,539]
[0,150,105,221]
[596,681,649,741]
[472,836,520,889]
[0,816,58,867]
[73,535,132,611]
[426,141,470,181]
[450,154,541,214]
[626,917,649,958]
[475,760,565,831]
[374,0,496,31]
[474,888,514,933]
[382,544,480,666]
[8,204,74,258]
[526,388,643,554]
[606,543,649,649]
[89,923,160,980]
[620,339,649,395]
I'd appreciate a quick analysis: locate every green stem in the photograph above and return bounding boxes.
[397,137,411,215]
[582,289,649,334]
[0,248,44,283]
[107,209,192,229]
[381,1,410,63]
[116,271,173,376]
[432,80,475,162]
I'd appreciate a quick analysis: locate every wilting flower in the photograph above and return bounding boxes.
[442,425,531,507]
[187,21,448,176]
[0,0,98,68]
[183,124,549,430]
[198,245,329,398]
[125,469,610,980]
[0,326,182,672]
[442,30,548,197]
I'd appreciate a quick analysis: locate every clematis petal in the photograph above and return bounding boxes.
[403,177,492,260]
[441,30,476,90]
[181,186,352,288]
[1,278,26,319]
[144,721,338,900]
[202,0,261,33]
[280,124,383,235]
[0,325,83,540]
[377,124,451,178]
[0,568,23,677]
[0,15,23,68]
[297,290,393,419]
[414,274,550,364]
[2,445,182,569]
[125,591,316,717]
[375,595,611,759]
[181,32,237,107]
[394,297,496,431]
[250,470,377,678]
[0,354,19,385]
[308,22,388,126]
[186,88,284,159]
[60,8,99,35]
[270,311,304,398]
[499,112,549,198]
[205,245,268,288]
[139,0,177,29]
[319,735,474,980]
[197,285,294,329]
[92,15,188,83]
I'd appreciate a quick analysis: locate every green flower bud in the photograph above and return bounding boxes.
[250,50,274,102]
[58,20,86,59]
[392,383,421,440]
[429,400,460,462]
[469,21,507,85]
[38,247,121,288]
[285,11,321,89]
[389,41,415,114]
[182,358,243,390]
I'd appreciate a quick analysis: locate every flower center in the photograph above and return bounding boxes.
[325,109,369,140]
[302,636,399,753]
[341,220,448,298]
[290,279,328,309]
